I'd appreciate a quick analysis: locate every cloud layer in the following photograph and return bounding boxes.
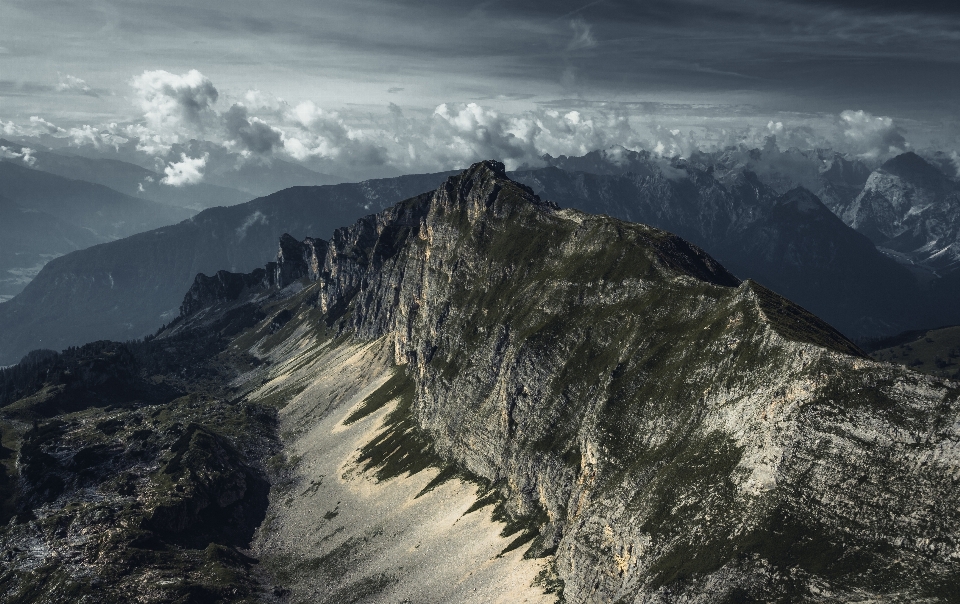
[0,68,948,183]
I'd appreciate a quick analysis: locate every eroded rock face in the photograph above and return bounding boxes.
[180,268,269,317]
[275,233,328,289]
[204,161,960,601]
[8,161,960,602]
[840,152,960,272]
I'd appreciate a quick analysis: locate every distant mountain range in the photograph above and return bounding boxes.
[0,139,250,211]
[0,194,102,300]
[0,171,456,363]
[0,137,353,302]
[42,138,343,198]
[1,145,959,365]
[0,159,195,300]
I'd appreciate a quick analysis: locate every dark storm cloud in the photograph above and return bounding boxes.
[9,0,958,115]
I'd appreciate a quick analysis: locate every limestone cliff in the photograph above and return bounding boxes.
[182,161,960,602]
[5,160,959,603]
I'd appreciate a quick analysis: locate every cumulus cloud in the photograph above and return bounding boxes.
[283,100,387,167]
[0,146,36,166]
[222,104,283,155]
[242,89,284,112]
[131,70,218,149]
[0,119,20,136]
[67,124,128,149]
[839,110,907,159]
[161,153,208,186]
[568,17,598,51]
[56,73,96,96]
[29,116,65,135]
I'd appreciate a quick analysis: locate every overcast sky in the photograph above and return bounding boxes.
[2,0,959,179]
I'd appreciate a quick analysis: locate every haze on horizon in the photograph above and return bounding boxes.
[2,0,960,181]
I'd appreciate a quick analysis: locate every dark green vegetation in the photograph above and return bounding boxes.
[0,302,281,603]
[868,325,960,378]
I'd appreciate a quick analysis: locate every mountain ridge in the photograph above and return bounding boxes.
[2,161,959,602]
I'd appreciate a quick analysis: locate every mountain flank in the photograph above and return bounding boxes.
[2,161,959,602]
[0,170,456,365]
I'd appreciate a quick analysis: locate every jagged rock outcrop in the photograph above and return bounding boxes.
[274,233,328,288]
[10,160,959,602]
[839,152,960,272]
[176,160,960,602]
[180,268,269,317]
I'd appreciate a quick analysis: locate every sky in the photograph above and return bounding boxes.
[2,0,960,180]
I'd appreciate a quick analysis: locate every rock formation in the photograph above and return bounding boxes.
[3,161,960,602]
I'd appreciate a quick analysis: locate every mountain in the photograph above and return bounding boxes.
[513,164,928,338]
[813,151,873,212]
[0,159,195,299]
[866,323,960,378]
[726,187,920,336]
[0,160,194,240]
[2,162,958,602]
[0,139,250,211]
[838,152,960,273]
[0,195,102,301]
[159,140,343,197]
[0,171,457,365]
[35,138,344,198]
[0,155,943,365]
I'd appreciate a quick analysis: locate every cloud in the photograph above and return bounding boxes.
[236,210,268,240]
[0,119,20,136]
[131,69,219,148]
[161,153,209,186]
[283,100,387,167]
[839,110,908,159]
[67,124,129,149]
[29,115,64,135]
[950,151,960,178]
[567,17,598,51]
[242,89,284,112]
[56,73,97,97]
[0,146,36,166]
[223,104,282,155]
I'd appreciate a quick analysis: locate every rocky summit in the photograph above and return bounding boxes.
[2,161,960,603]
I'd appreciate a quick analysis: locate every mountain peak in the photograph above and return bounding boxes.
[778,186,829,214]
[880,151,951,187]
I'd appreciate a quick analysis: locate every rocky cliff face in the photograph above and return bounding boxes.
[172,161,960,602]
[0,170,455,366]
[6,161,960,603]
[840,152,960,273]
